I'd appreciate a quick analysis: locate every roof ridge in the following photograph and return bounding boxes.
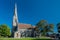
[18,23,31,25]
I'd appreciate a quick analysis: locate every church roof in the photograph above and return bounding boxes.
[18,23,35,29]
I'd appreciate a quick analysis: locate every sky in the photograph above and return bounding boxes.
[0,0,60,33]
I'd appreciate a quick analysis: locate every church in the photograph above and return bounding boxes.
[12,3,37,38]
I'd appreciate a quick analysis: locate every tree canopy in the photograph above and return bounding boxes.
[36,20,54,36]
[0,24,11,37]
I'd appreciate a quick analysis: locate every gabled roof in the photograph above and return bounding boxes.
[18,23,36,29]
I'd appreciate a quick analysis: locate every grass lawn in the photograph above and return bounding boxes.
[0,37,52,40]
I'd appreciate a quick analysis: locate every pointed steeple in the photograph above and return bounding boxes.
[15,3,18,19]
[13,3,18,26]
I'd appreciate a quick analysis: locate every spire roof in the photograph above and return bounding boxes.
[13,3,18,23]
[15,3,17,18]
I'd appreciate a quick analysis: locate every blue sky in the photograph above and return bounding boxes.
[0,0,60,33]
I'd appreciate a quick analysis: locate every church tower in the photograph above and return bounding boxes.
[12,3,18,37]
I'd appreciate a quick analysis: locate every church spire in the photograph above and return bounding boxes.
[12,3,19,37]
[15,3,18,19]
[13,3,18,26]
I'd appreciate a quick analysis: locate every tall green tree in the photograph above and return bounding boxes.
[36,20,54,36]
[36,20,48,36]
[0,24,11,37]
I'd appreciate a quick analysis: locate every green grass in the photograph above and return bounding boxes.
[0,37,52,40]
